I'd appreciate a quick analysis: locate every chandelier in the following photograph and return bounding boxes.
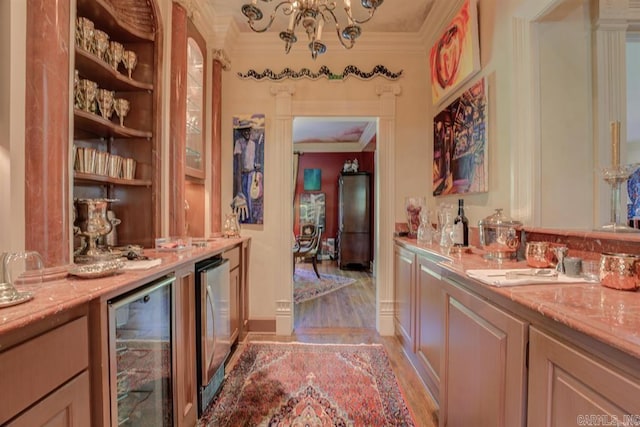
[241,0,384,59]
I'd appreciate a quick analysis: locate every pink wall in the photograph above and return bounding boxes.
[294,152,375,241]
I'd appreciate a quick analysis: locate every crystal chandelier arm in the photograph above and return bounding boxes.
[245,1,297,33]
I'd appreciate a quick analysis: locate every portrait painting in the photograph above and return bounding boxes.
[433,77,488,196]
[232,114,265,224]
[429,0,481,106]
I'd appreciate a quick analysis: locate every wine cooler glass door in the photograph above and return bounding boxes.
[108,275,175,427]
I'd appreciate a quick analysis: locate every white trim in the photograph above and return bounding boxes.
[273,85,400,336]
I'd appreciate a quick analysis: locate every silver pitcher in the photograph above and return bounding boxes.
[102,210,122,247]
[74,198,116,256]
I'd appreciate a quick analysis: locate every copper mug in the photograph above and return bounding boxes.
[599,252,640,291]
[525,241,555,268]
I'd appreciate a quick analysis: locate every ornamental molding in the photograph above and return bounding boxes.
[237,65,403,82]
[211,49,231,71]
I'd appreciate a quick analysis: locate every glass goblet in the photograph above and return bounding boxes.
[93,30,110,62]
[122,50,137,79]
[113,98,130,127]
[76,17,94,51]
[78,79,97,113]
[108,41,124,71]
[96,88,114,120]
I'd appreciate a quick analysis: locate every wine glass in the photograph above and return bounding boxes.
[113,98,130,127]
[96,88,114,120]
[78,79,97,113]
[3,251,44,288]
[93,30,110,62]
[122,50,137,79]
[108,41,124,71]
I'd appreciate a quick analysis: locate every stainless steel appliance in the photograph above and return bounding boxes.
[195,255,230,415]
[108,275,175,426]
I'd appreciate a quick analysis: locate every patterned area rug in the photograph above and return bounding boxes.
[293,268,356,303]
[198,342,416,426]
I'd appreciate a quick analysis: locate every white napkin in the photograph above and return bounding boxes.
[121,258,162,270]
[466,269,588,287]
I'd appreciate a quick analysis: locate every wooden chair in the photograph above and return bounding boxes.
[293,223,322,278]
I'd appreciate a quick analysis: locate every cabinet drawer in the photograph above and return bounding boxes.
[224,246,241,270]
[0,316,89,424]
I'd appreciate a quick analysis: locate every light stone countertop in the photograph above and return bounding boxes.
[395,237,640,361]
[0,237,248,342]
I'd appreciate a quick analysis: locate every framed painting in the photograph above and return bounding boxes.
[299,192,326,230]
[429,0,481,106]
[433,77,488,196]
[232,114,265,224]
[303,168,322,191]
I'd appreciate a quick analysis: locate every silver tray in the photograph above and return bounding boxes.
[0,291,34,308]
[68,260,124,279]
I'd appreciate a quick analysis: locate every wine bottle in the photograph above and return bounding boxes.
[452,199,469,247]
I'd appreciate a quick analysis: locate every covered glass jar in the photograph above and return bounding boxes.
[478,208,523,261]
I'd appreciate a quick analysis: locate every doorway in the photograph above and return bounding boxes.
[291,124,377,330]
[272,88,399,336]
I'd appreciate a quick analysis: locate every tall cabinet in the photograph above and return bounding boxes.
[337,172,371,269]
[72,0,162,249]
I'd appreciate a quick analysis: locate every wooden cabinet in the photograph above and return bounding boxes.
[174,264,197,427]
[337,172,371,269]
[0,316,90,426]
[73,0,161,249]
[528,327,640,427]
[394,245,416,352]
[224,245,242,346]
[415,255,445,404]
[441,278,528,427]
[169,4,207,238]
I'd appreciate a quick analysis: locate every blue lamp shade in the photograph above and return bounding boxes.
[303,168,321,191]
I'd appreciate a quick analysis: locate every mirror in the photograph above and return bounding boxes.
[535,0,640,233]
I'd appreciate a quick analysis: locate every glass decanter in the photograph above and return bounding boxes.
[417,209,434,244]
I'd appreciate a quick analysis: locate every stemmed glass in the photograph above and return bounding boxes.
[108,41,124,71]
[78,79,97,113]
[122,50,137,79]
[113,98,130,127]
[96,88,114,120]
[93,30,110,62]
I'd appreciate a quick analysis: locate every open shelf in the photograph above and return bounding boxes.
[74,109,152,139]
[74,172,152,187]
[75,48,153,91]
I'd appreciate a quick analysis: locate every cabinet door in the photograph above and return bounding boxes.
[415,256,444,402]
[229,266,240,345]
[394,246,416,352]
[442,281,528,427]
[528,327,640,427]
[8,371,90,427]
[174,266,197,427]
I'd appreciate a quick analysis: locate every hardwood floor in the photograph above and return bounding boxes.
[230,259,439,426]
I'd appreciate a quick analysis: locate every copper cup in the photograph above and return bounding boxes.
[599,253,640,291]
[525,241,554,268]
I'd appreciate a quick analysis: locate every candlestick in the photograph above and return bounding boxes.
[611,121,620,168]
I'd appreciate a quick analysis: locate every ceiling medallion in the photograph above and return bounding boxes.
[237,65,402,81]
[241,0,384,59]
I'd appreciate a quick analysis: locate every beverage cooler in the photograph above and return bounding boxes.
[108,275,175,426]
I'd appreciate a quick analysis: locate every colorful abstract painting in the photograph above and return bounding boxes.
[433,77,488,196]
[429,0,481,106]
[232,114,265,224]
[303,168,322,191]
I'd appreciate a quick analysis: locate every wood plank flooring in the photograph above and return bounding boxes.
[229,260,439,426]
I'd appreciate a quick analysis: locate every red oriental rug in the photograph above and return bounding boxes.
[293,268,356,304]
[198,342,416,426]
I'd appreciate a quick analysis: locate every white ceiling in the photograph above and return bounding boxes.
[198,0,435,152]
[202,0,434,34]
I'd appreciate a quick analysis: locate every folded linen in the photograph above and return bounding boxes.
[121,258,162,270]
[466,268,588,287]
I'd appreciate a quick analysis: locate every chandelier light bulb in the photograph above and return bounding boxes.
[241,0,383,59]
